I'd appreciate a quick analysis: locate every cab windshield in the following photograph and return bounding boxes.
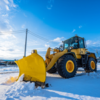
[63,37,85,49]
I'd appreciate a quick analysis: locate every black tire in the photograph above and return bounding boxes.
[57,55,77,78]
[85,57,97,72]
[47,65,57,74]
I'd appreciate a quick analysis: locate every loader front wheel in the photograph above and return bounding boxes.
[57,55,77,78]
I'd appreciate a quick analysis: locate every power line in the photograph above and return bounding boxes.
[0,29,61,45]
[0,29,25,33]
[28,30,50,42]
[28,30,62,45]
[0,30,25,33]
[0,30,25,35]
[29,32,49,42]
[0,33,24,35]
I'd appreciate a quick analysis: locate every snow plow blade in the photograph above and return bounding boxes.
[15,51,46,83]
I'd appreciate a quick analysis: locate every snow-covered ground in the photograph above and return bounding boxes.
[0,64,100,100]
[0,66,19,73]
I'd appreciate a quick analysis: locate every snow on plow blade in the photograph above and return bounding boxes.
[15,52,46,83]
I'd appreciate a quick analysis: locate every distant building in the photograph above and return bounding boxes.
[0,59,16,66]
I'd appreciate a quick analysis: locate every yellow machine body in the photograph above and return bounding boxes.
[15,52,46,83]
[15,47,96,82]
[45,48,96,71]
[15,36,97,83]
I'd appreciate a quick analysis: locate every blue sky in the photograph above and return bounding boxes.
[0,0,100,59]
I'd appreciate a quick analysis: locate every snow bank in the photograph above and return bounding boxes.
[5,74,42,100]
[17,74,24,82]
[0,63,100,100]
[2,76,18,85]
[4,72,100,100]
[97,63,100,70]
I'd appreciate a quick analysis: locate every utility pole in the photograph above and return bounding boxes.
[24,29,28,57]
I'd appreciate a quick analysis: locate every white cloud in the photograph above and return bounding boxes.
[0,0,20,59]
[86,40,100,47]
[0,0,17,12]
[0,17,13,32]
[51,37,64,46]
[86,40,92,45]
[72,29,76,33]
[5,5,10,11]
[4,0,9,4]
[79,26,82,28]
[52,37,64,43]
[10,0,17,7]
[0,32,16,39]
[86,40,100,54]
[93,41,99,45]
[45,44,50,47]
[0,36,23,59]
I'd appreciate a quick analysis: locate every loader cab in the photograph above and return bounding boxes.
[63,36,85,50]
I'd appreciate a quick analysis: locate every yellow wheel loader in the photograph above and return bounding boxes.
[15,35,97,86]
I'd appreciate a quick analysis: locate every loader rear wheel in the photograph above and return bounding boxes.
[57,55,77,78]
[85,57,97,72]
[47,65,57,74]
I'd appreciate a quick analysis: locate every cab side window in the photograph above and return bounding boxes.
[64,43,68,49]
[79,39,84,48]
